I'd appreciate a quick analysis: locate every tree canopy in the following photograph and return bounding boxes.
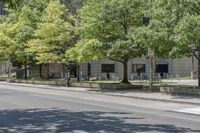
[0,0,200,84]
[27,0,74,64]
[1,0,22,8]
[67,0,148,83]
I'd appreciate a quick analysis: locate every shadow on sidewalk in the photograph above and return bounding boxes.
[0,108,199,133]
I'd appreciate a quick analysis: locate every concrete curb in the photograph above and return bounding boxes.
[1,82,200,106]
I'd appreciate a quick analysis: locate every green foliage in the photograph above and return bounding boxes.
[73,0,147,63]
[67,0,149,83]
[66,39,103,64]
[170,14,200,57]
[1,0,23,9]
[0,0,48,65]
[151,0,200,58]
[27,0,73,64]
[0,32,15,60]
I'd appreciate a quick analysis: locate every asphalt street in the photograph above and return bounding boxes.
[0,84,200,133]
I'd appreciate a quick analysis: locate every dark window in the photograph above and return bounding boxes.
[156,64,168,73]
[69,65,77,78]
[156,64,169,78]
[132,64,145,73]
[101,64,115,73]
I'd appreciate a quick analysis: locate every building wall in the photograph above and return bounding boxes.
[171,57,198,77]
[80,57,197,80]
[0,62,9,74]
[30,64,64,79]
[0,61,13,74]
[28,57,197,80]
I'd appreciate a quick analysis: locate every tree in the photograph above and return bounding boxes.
[148,0,200,86]
[0,0,48,79]
[170,1,200,86]
[72,0,147,84]
[27,0,73,78]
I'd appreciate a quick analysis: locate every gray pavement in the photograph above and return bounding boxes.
[0,83,200,133]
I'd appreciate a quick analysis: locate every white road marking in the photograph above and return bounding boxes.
[175,108,200,115]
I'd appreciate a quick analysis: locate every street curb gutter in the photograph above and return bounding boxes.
[1,82,200,106]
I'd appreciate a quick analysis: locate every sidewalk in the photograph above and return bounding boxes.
[1,82,200,106]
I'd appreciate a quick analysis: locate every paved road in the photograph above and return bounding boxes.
[0,84,200,133]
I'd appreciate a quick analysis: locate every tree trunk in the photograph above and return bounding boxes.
[64,64,69,86]
[77,64,80,82]
[198,52,200,87]
[24,60,27,79]
[121,60,130,84]
[39,64,42,78]
[8,60,11,79]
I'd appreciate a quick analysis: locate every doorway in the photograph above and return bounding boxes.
[156,64,169,78]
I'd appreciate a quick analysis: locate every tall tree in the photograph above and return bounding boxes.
[71,0,147,84]
[27,0,73,78]
[147,0,200,86]
[0,0,48,79]
[169,0,200,86]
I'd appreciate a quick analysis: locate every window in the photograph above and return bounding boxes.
[156,64,168,73]
[101,64,115,73]
[132,64,145,73]
[69,65,77,78]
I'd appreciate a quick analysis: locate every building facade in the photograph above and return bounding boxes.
[29,57,197,80]
[79,57,198,80]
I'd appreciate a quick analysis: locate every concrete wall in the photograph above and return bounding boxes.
[0,61,12,74]
[80,57,196,80]
[28,57,197,80]
[30,64,64,79]
[171,57,198,77]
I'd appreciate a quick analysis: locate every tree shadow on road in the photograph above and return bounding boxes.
[0,109,199,133]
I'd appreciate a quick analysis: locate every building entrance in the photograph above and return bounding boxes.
[69,65,77,78]
[156,64,169,78]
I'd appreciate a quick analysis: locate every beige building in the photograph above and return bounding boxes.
[0,61,13,75]
[79,57,198,80]
[22,57,199,80]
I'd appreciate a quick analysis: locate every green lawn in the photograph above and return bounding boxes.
[81,80,120,84]
[80,80,177,86]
